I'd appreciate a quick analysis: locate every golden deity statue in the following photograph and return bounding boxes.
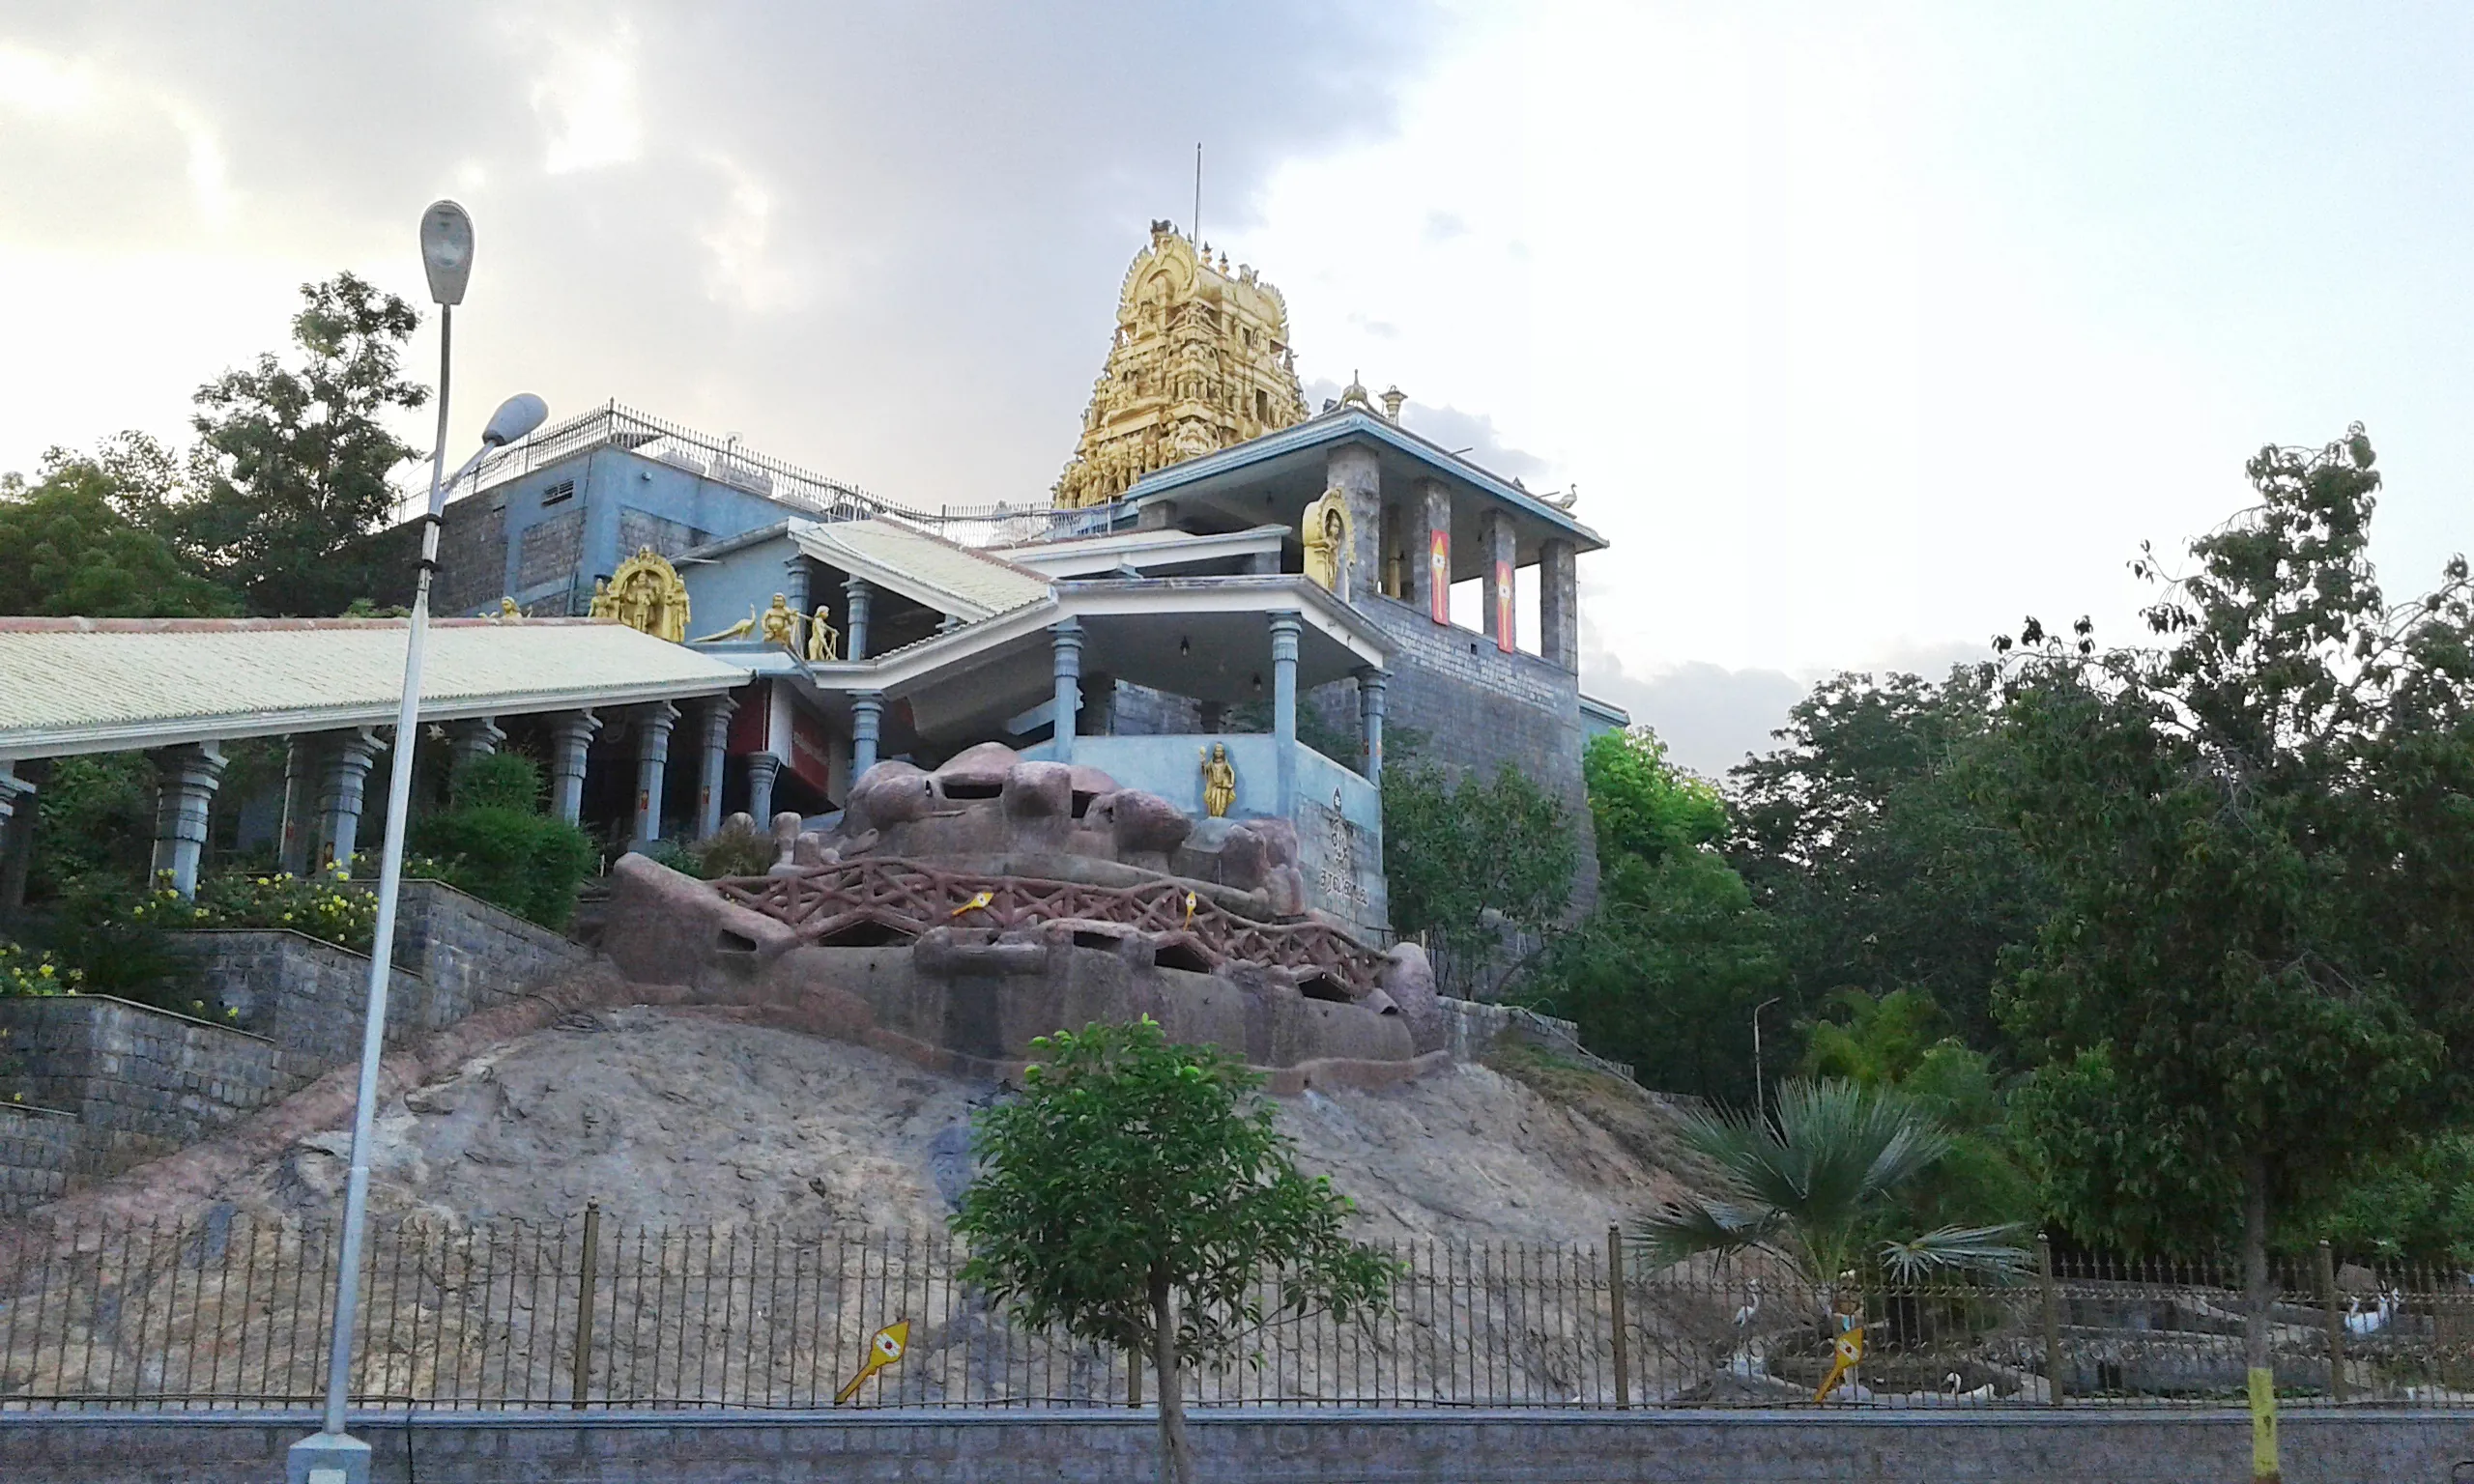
[1052,223,1310,509]
[588,578,617,620]
[607,546,691,642]
[1199,742,1237,818]
[1302,486,1353,594]
[807,606,842,662]
[693,611,758,643]
[759,592,799,647]
[498,596,522,618]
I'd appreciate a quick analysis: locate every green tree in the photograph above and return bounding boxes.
[954,1019,1394,1484]
[173,272,428,615]
[1993,425,2474,1479]
[1730,667,2047,1053]
[1381,759,1576,998]
[1539,728,1778,1099]
[1636,1078,2024,1327]
[0,446,236,617]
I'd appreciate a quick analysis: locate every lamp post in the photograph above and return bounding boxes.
[1752,996,1781,1129]
[288,201,545,1484]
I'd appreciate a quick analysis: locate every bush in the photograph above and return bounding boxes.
[408,753,596,930]
[152,866,380,954]
[0,938,82,997]
[635,817,775,880]
[39,876,201,1008]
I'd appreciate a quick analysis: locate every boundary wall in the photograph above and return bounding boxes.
[3,1406,2470,1483]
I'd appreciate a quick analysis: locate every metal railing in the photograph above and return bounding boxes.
[397,402,1133,550]
[5,1216,2469,1412]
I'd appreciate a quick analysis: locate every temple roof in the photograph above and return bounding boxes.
[0,618,745,758]
[789,517,1051,620]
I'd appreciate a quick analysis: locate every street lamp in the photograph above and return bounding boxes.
[1752,996,1781,1129]
[289,201,545,1484]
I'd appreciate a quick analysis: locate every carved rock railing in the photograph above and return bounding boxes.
[711,858,1387,998]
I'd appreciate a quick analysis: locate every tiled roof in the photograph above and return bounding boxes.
[0,618,746,757]
[791,518,1051,620]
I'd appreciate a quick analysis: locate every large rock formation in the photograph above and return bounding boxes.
[602,744,1441,1088]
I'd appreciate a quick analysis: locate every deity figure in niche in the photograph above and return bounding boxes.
[1302,486,1352,594]
[588,579,617,620]
[1199,742,1237,818]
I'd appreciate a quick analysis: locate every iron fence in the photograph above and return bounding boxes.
[3,1214,2469,1413]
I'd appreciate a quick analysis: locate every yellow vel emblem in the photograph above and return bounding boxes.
[1814,1323,1864,1403]
[836,1321,909,1404]
[950,891,994,919]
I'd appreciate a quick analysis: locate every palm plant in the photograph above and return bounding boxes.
[1637,1077,2026,1304]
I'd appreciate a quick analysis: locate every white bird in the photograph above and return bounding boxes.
[2345,1289,2401,1336]
[1732,1279,1764,1332]
[1944,1371,1997,1403]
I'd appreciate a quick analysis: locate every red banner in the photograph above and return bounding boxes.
[1427,529,1450,624]
[1494,559,1515,652]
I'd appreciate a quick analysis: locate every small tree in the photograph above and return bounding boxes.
[954,1018,1395,1484]
[1381,758,1576,997]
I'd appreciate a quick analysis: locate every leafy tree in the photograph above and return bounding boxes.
[1539,728,1778,1100]
[172,272,428,615]
[0,447,236,617]
[1636,1078,2025,1324]
[1381,759,1576,998]
[1730,667,2047,1053]
[954,1018,1394,1484]
[410,753,598,930]
[1992,425,2474,1479]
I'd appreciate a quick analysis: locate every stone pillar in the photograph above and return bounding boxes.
[1326,443,1381,604]
[1050,620,1083,765]
[1269,611,1302,817]
[148,742,228,897]
[1356,667,1390,784]
[277,737,316,875]
[1411,477,1452,625]
[446,716,504,782]
[632,701,680,847]
[316,728,386,870]
[846,575,874,662]
[1481,508,1517,654]
[850,692,884,782]
[695,696,736,839]
[783,553,810,615]
[746,751,783,822]
[547,710,602,825]
[1539,537,1579,672]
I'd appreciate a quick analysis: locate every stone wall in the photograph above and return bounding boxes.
[0,995,278,1175]
[1435,997,1635,1082]
[0,882,589,1204]
[1352,592,1598,910]
[0,1101,73,1215]
[393,879,593,1033]
[5,1407,2469,1484]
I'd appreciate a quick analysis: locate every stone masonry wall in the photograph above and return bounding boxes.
[393,880,594,1033]
[172,929,413,1094]
[0,1102,74,1215]
[0,996,278,1176]
[5,1407,2469,1484]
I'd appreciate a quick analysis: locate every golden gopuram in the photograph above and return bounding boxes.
[1051,222,1311,509]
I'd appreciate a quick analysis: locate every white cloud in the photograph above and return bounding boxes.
[530,20,643,174]
[0,43,97,115]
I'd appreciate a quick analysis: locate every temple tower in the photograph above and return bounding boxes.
[1052,222,1311,509]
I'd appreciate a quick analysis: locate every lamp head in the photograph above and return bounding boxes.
[481,393,549,447]
[419,200,475,305]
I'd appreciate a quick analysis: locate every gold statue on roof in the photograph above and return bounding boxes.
[589,578,617,621]
[608,546,691,642]
[807,606,842,662]
[1302,486,1353,594]
[1052,224,1310,509]
[759,592,799,647]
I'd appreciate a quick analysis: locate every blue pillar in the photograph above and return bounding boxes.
[1357,665,1390,784]
[278,736,316,875]
[746,751,783,822]
[850,691,884,782]
[846,575,874,662]
[1269,611,1302,817]
[633,701,679,847]
[547,709,601,825]
[150,742,228,898]
[696,696,735,839]
[1050,619,1083,766]
[446,717,504,785]
[316,728,385,871]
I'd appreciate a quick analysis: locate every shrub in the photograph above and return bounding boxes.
[158,866,380,955]
[408,753,597,930]
[0,938,82,997]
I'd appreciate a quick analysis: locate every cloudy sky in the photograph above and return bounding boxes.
[6,2,2472,773]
